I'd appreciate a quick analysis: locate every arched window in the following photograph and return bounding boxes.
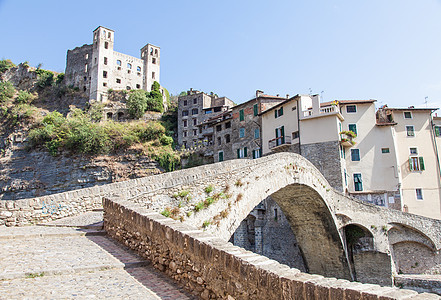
[104,42,108,49]
[137,66,141,72]
[116,60,121,66]
[127,63,132,69]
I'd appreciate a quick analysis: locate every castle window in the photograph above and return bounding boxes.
[104,57,108,65]
[152,58,156,64]
[193,119,197,126]
[126,86,131,90]
[182,110,188,117]
[85,54,89,60]
[108,32,111,38]
[216,125,222,132]
[155,49,158,55]
[116,78,121,84]
[127,63,132,69]
[152,72,155,79]
[150,48,153,55]
[136,84,140,89]
[225,134,230,143]
[103,71,107,78]
[83,86,86,92]
[183,100,188,106]
[103,83,107,87]
[192,108,198,115]
[193,98,197,104]
[84,64,88,72]
[183,131,187,137]
[217,137,221,146]
[183,120,188,127]
[94,58,97,64]
[128,70,131,74]
[117,60,121,66]
[137,66,141,72]
[104,42,108,49]
[225,121,231,129]
[107,112,113,120]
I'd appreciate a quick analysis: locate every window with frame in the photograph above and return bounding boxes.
[253,104,258,116]
[435,126,441,137]
[404,111,412,119]
[193,119,197,126]
[193,98,197,104]
[292,131,299,139]
[275,107,284,118]
[239,109,244,121]
[225,121,231,129]
[116,60,121,66]
[216,125,222,132]
[346,105,357,113]
[416,188,423,200]
[183,131,187,137]
[351,149,360,161]
[104,57,108,65]
[136,84,141,89]
[409,147,418,155]
[381,148,390,153]
[225,134,230,143]
[254,128,260,139]
[103,71,107,78]
[409,156,425,171]
[406,126,415,137]
[137,66,141,72]
[348,124,357,135]
[192,108,198,115]
[218,151,224,162]
[116,78,121,84]
[193,129,197,136]
[182,110,188,117]
[127,63,132,69]
[183,120,188,127]
[353,174,363,191]
[239,128,245,138]
[183,100,188,106]
[237,147,248,158]
[275,126,285,146]
[252,149,261,159]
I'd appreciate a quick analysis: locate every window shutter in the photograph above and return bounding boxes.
[419,157,425,171]
[240,109,244,121]
[281,126,285,144]
[252,150,256,159]
[274,110,278,118]
[254,104,258,116]
[435,126,440,137]
[237,149,240,158]
[275,128,279,138]
[280,107,283,116]
[409,158,414,171]
[244,147,248,157]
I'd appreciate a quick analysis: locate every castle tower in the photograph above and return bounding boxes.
[90,26,115,102]
[141,44,160,92]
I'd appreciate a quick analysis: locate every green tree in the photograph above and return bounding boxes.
[127,90,147,118]
[35,69,54,88]
[0,59,15,73]
[146,81,163,113]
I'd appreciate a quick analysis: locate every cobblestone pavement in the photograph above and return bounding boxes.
[0,214,197,299]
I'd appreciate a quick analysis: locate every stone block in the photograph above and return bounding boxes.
[377,288,418,300]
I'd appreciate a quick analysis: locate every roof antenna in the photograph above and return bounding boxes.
[320,90,324,102]
[425,96,428,108]
[309,88,312,95]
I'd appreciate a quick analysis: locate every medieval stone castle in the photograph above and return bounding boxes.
[64,26,160,103]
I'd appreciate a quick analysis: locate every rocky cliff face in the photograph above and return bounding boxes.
[0,136,162,200]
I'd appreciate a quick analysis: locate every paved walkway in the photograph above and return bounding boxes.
[0,213,197,299]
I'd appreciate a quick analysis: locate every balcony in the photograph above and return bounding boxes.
[303,105,339,118]
[269,136,292,151]
[340,131,356,147]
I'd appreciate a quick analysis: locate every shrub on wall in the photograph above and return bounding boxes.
[35,69,54,88]
[0,81,15,103]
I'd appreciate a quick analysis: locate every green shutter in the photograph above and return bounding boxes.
[409,158,414,171]
[274,110,278,118]
[240,109,244,121]
[252,150,256,159]
[419,157,425,171]
[275,128,279,138]
[435,126,440,137]
[280,107,283,116]
[237,149,240,158]
[244,147,248,157]
[281,126,285,144]
[253,104,258,116]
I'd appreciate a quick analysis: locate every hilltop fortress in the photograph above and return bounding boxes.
[64,26,160,103]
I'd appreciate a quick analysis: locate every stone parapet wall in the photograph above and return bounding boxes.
[103,197,437,299]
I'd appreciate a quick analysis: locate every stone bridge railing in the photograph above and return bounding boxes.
[103,197,438,300]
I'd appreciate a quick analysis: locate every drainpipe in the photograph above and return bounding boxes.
[296,96,302,155]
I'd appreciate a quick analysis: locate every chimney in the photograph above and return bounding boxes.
[256,90,264,98]
[286,94,289,99]
[276,94,279,97]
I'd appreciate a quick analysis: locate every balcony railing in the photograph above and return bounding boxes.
[269,136,292,150]
[303,105,338,117]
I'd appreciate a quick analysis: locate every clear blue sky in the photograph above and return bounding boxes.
[1,0,441,110]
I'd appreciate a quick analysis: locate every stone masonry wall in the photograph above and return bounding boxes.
[301,140,344,192]
[103,197,436,300]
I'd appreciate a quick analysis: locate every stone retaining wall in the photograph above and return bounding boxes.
[103,197,438,299]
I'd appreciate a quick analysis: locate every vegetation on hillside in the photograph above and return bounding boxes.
[0,59,181,172]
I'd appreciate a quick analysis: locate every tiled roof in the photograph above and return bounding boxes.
[320,99,376,107]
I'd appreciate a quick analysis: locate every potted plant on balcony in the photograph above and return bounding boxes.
[340,130,357,145]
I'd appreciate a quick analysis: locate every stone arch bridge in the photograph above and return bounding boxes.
[124,152,441,286]
[4,153,441,287]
